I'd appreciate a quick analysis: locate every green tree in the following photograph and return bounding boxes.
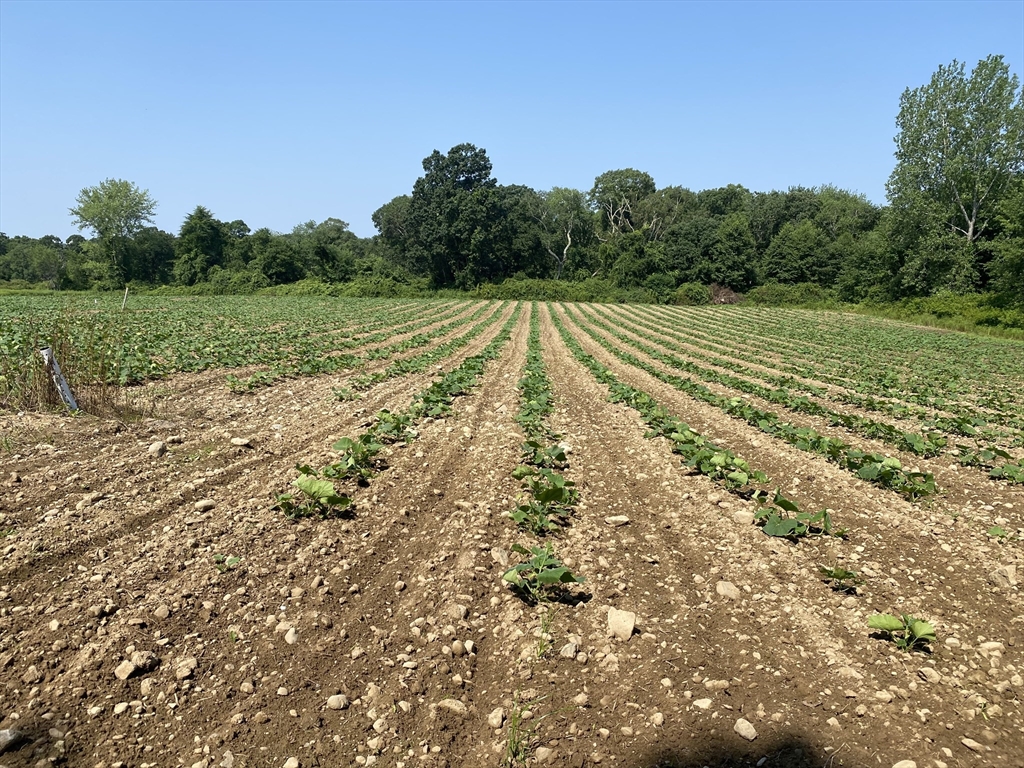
[705,213,757,291]
[761,220,831,285]
[173,206,225,285]
[888,55,1023,293]
[69,179,157,284]
[537,187,595,278]
[589,169,656,236]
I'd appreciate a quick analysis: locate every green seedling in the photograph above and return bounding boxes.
[868,613,936,652]
[987,525,1008,540]
[510,499,566,536]
[754,491,844,539]
[520,440,567,469]
[213,554,241,572]
[819,564,863,592]
[373,409,417,443]
[275,466,351,519]
[503,543,584,605]
[332,386,360,402]
[322,434,384,481]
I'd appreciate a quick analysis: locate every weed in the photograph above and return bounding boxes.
[503,692,547,768]
[536,608,557,659]
[868,613,936,652]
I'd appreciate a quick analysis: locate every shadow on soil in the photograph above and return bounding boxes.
[632,732,832,768]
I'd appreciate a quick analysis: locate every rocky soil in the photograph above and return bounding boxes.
[1,302,1021,768]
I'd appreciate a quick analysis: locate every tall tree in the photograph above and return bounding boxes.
[69,179,157,284]
[887,55,1023,293]
[536,187,595,278]
[589,169,656,236]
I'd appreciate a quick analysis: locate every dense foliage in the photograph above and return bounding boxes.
[1,56,1020,311]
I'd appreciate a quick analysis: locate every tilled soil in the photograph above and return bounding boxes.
[1,302,1022,768]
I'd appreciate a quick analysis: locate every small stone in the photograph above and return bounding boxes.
[572,693,588,707]
[230,437,251,447]
[283,759,299,768]
[194,499,216,512]
[988,565,1017,588]
[154,604,170,620]
[604,515,630,527]
[660,678,673,688]
[827,717,840,728]
[452,640,466,656]
[961,738,983,753]
[285,628,298,645]
[148,441,166,457]
[734,718,757,741]
[874,690,893,703]
[114,660,137,680]
[113,702,129,715]
[620,726,634,736]
[327,694,349,710]
[607,607,636,641]
[277,687,288,696]
[535,746,553,762]
[240,681,254,694]
[559,642,578,658]
[918,667,941,684]
[693,699,712,710]
[0,729,27,753]
[487,708,505,728]
[48,619,59,631]
[351,646,365,659]
[438,699,467,715]
[175,657,197,680]
[733,510,755,525]
[131,650,157,672]
[891,761,916,768]
[651,712,665,726]
[716,581,742,600]
[394,581,406,592]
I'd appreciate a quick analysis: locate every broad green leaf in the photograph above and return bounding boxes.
[868,614,905,632]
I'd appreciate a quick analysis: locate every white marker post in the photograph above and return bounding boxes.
[39,347,79,412]
[121,286,129,311]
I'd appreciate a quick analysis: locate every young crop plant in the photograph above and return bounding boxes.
[520,440,568,469]
[502,543,585,605]
[868,613,937,652]
[819,564,863,593]
[213,554,241,573]
[372,409,417,443]
[322,434,384,482]
[754,491,845,539]
[990,458,1024,484]
[275,467,352,519]
[332,386,360,402]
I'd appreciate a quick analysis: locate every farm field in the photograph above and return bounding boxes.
[1,296,1023,768]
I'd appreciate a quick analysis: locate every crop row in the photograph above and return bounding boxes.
[225,300,478,390]
[276,305,522,517]
[502,304,585,604]
[621,304,1011,443]
[562,304,937,499]
[663,306,1024,427]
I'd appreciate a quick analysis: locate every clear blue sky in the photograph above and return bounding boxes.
[1,0,1021,239]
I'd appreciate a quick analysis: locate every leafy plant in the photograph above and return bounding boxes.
[502,691,547,768]
[502,543,584,604]
[868,613,936,652]
[819,564,863,592]
[322,434,384,481]
[372,409,417,443]
[520,440,567,469]
[754,491,844,539]
[332,386,360,402]
[213,554,241,572]
[275,467,351,519]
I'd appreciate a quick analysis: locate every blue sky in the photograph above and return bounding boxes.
[1,0,1021,239]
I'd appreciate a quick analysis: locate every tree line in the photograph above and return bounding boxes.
[2,55,1020,305]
